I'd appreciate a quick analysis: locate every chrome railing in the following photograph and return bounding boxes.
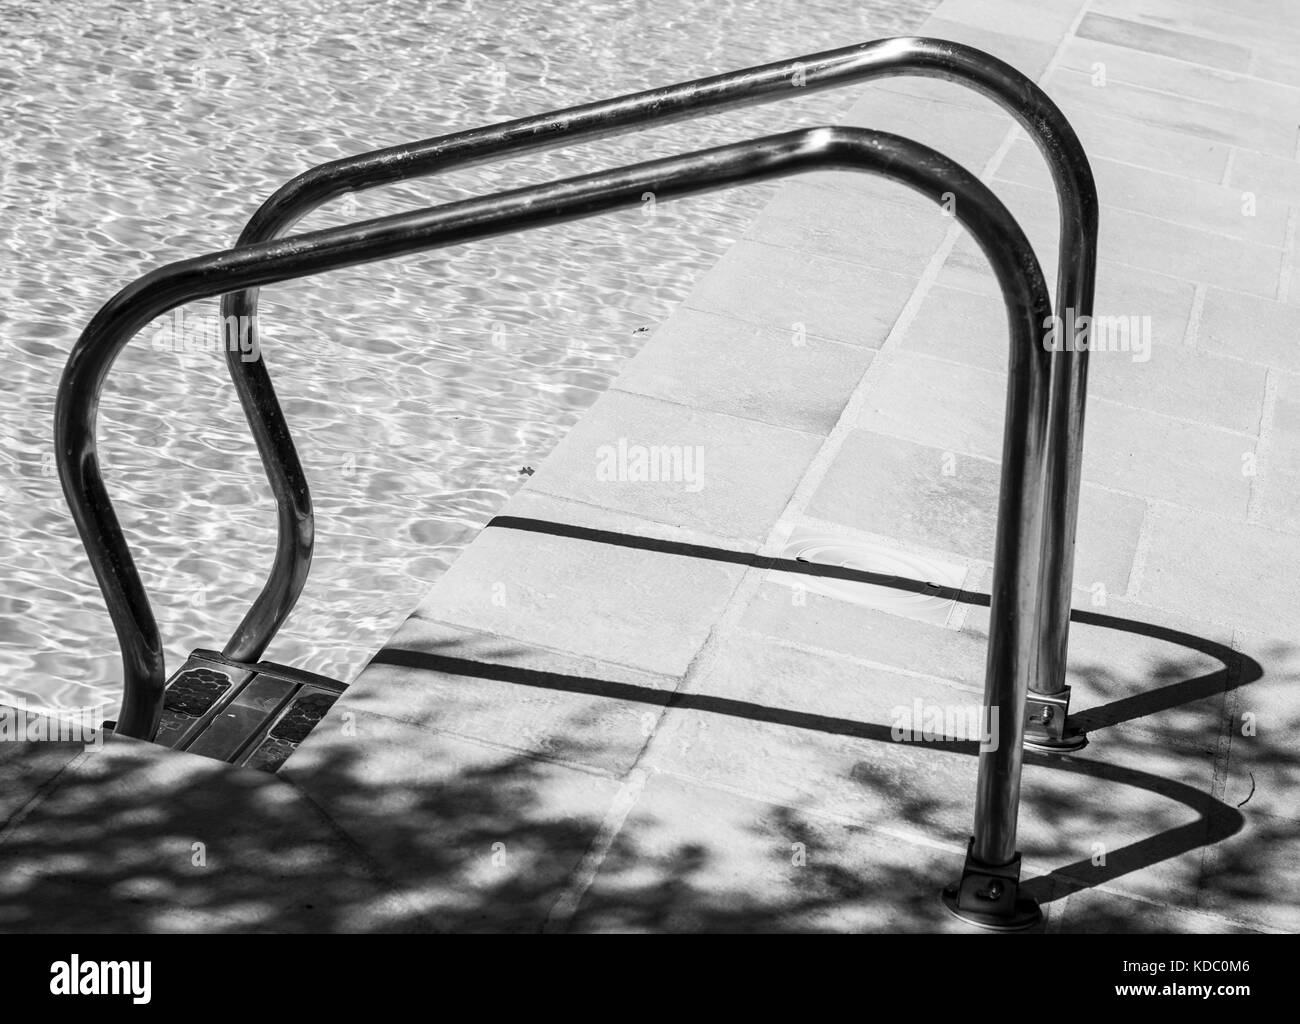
[56,40,1099,929]
[217,37,1097,750]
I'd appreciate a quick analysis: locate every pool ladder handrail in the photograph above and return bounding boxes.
[55,126,1052,930]
[219,35,1097,752]
[54,39,1102,930]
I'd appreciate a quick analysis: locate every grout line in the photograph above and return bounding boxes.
[1276,131,1300,302]
[1181,284,1207,347]
[1246,368,1280,523]
[651,763,970,856]
[1219,147,1237,188]
[0,748,88,849]
[729,624,987,695]
[605,383,830,437]
[512,487,764,552]
[1001,133,1248,194]
[543,765,651,933]
[676,299,876,352]
[1196,632,1244,911]
[412,608,701,684]
[1123,501,1157,601]
[1044,890,1071,933]
[883,347,1264,440]
[1281,206,1299,304]
[934,248,1281,307]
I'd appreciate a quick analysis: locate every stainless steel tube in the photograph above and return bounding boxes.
[217,37,1097,688]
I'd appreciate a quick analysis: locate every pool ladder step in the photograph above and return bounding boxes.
[149,650,344,771]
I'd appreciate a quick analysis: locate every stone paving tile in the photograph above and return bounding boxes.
[747,181,950,279]
[996,143,1291,247]
[526,389,822,542]
[1045,67,1297,157]
[409,489,749,677]
[1230,149,1300,208]
[682,239,915,347]
[0,736,84,828]
[338,617,678,779]
[739,579,991,690]
[1059,106,1232,184]
[922,261,1194,366]
[807,430,1145,596]
[1196,811,1300,934]
[901,283,1013,374]
[1074,11,1253,72]
[947,180,1284,296]
[932,0,1081,45]
[853,350,1254,519]
[569,771,972,933]
[1137,504,1300,637]
[904,282,1259,433]
[856,350,1008,459]
[1083,401,1254,519]
[1084,344,1265,439]
[683,629,985,733]
[1169,0,1295,22]
[1251,48,1300,89]
[1259,373,1300,534]
[1196,287,1300,374]
[1090,0,1300,52]
[643,690,980,850]
[285,711,625,933]
[880,76,1231,188]
[613,307,872,436]
[0,736,401,933]
[1058,35,1300,116]
[1259,463,1300,536]
[1217,631,1300,825]
[1056,888,1264,934]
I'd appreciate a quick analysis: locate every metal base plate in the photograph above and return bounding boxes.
[1023,729,1088,754]
[1023,684,1086,753]
[942,838,1042,932]
[941,884,1042,931]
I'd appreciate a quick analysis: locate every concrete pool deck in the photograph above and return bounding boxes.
[6,0,1300,932]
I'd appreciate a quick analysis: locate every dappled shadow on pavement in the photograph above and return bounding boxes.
[3,521,1294,932]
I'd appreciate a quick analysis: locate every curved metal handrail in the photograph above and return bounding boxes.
[57,125,1055,924]
[218,37,1098,720]
[58,127,1052,866]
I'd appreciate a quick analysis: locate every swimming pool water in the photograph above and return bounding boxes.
[0,0,938,713]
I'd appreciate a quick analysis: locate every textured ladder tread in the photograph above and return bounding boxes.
[154,650,344,771]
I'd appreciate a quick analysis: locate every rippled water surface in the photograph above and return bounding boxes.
[1,0,938,713]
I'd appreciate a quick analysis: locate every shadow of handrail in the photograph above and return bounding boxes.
[385,512,1258,901]
[366,644,1244,906]
[488,514,1263,735]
